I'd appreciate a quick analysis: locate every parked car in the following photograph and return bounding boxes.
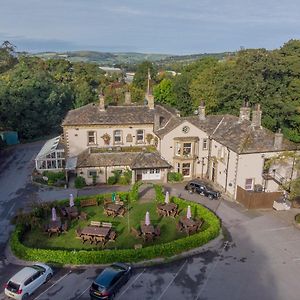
[4,263,53,300]
[185,180,220,199]
[89,263,132,299]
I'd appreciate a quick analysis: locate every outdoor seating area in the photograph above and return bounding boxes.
[22,187,208,251]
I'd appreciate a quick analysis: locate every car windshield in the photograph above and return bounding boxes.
[31,265,46,273]
[7,281,20,292]
[95,267,123,287]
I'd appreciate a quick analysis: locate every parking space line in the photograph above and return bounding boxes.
[157,260,187,300]
[73,285,90,300]
[195,241,229,300]
[34,270,72,300]
[117,268,146,298]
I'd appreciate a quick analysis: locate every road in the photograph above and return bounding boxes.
[1,142,300,300]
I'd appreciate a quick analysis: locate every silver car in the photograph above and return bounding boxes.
[4,263,53,300]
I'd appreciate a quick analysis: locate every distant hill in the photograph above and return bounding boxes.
[33,50,232,67]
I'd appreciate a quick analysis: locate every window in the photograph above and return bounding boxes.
[182,163,191,177]
[155,169,160,174]
[203,138,208,150]
[183,143,192,157]
[245,178,254,190]
[150,169,155,174]
[175,142,181,156]
[176,163,180,173]
[114,130,122,144]
[136,129,144,143]
[88,131,96,144]
[88,170,97,177]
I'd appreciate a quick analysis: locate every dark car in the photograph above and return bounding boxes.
[89,263,132,300]
[185,180,220,199]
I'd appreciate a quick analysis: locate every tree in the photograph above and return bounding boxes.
[0,41,18,73]
[153,78,175,106]
[132,61,157,90]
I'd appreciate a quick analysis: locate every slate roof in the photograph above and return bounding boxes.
[210,115,297,154]
[131,152,171,169]
[77,149,170,169]
[62,103,177,126]
[155,114,297,154]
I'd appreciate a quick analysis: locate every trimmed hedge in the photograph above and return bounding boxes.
[10,187,220,265]
[167,172,183,182]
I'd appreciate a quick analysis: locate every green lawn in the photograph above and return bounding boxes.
[22,200,203,251]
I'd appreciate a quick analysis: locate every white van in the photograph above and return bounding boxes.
[4,263,53,300]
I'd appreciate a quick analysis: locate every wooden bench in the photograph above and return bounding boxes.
[90,221,101,227]
[102,222,112,228]
[80,198,98,207]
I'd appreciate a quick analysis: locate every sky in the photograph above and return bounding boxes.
[0,0,300,54]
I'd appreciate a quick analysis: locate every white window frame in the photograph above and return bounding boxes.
[175,142,181,156]
[183,142,192,157]
[136,129,144,143]
[113,130,122,144]
[182,163,191,177]
[203,138,208,150]
[88,170,97,178]
[87,131,97,145]
[245,178,254,190]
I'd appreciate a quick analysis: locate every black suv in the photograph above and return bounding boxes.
[185,180,220,200]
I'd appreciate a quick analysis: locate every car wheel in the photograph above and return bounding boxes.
[22,294,29,300]
[208,195,213,200]
[45,273,52,283]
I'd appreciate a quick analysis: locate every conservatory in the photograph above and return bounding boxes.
[35,136,65,173]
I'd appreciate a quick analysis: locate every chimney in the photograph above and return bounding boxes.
[124,91,131,105]
[99,93,105,111]
[251,104,262,128]
[198,101,206,120]
[239,101,251,122]
[146,93,155,110]
[274,128,283,150]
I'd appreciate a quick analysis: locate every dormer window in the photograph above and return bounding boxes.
[88,131,97,145]
[114,130,122,144]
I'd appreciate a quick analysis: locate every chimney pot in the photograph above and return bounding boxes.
[198,102,206,120]
[125,91,131,105]
[274,129,283,150]
[251,104,262,128]
[239,102,251,122]
[99,93,105,111]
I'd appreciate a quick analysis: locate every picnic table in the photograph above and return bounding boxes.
[157,203,178,217]
[104,203,125,217]
[80,226,111,244]
[65,206,79,219]
[47,217,62,236]
[178,217,202,235]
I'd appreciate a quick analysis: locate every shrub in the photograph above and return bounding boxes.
[118,176,128,185]
[153,184,165,202]
[41,171,66,186]
[74,176,86,188]
[167,172,183,182]
[295,214,300,223]
[107,176,117,185]
[128,181,142,202]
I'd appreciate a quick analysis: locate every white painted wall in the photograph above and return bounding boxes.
[65,124,155,157]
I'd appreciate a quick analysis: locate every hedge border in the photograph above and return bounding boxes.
[10,187,220,265]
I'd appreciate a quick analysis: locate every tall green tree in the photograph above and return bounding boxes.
[132,61,157,90]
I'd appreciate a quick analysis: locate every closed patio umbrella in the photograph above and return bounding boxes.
[187,205,192,219]
[51,207,57,221]
[69,194,74,207]
[165,191,170,204]
[145,211,150,226]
